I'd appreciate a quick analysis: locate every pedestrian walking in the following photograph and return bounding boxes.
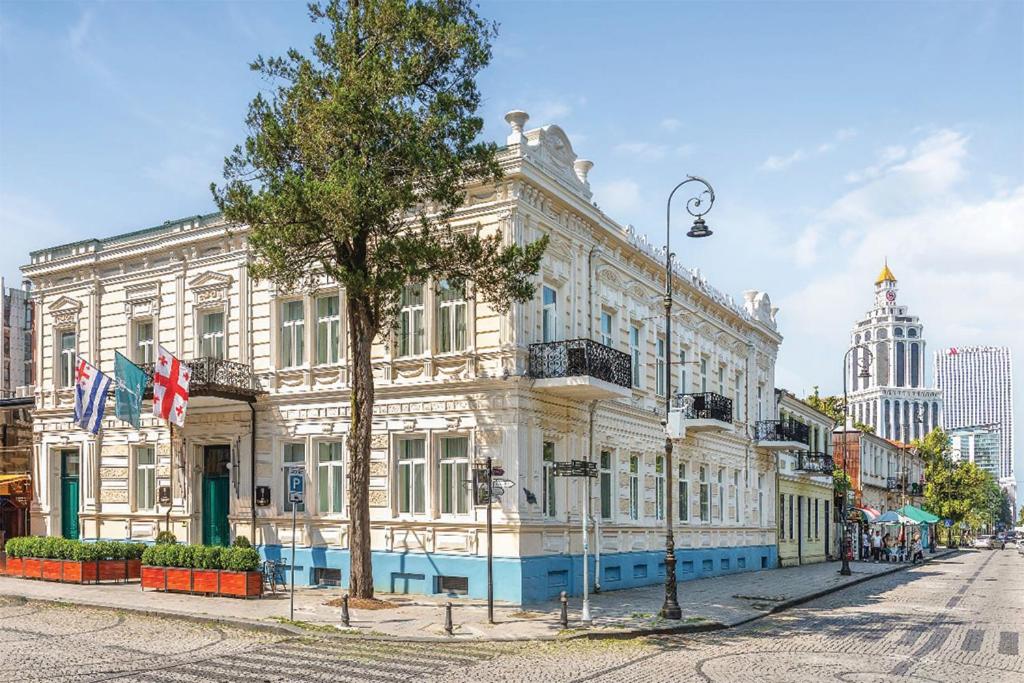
[872,531,882,562]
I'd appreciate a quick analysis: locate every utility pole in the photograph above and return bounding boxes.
[486,455,494,625]
[581,469,591,623]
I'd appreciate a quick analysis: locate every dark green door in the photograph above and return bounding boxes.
[60,450,80,540]
[202,445,231,546]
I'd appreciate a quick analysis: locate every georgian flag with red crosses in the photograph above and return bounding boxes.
[152,345,191,427]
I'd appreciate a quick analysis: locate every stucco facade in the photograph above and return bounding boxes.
[21,111,785,603]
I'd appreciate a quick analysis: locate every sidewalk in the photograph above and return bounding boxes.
[0,551,955,641]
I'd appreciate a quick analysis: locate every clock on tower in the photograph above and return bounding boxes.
[885,290,896,303]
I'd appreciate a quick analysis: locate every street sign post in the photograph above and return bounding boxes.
[286,466,304,621]
[550,458,596,623]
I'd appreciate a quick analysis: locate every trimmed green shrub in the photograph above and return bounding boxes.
[155,531,177,545]
[221,547,260,572]
[3,537,144,561]
[140,544,260,572]
[232,536,251,548]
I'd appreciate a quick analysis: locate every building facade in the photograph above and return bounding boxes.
[1,279,33,398]
[935,346,1014,481]
[833,427,907,515]
[21,111,787,603]
[774,390,835,566]
[948,425,1002,480]
[845,265,942,442]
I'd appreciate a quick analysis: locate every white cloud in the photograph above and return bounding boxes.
[676,143,695,157]
[68,7,95,52]
[660,117,682,132]
[761,127,858,172]
[528,100,572,124]
[761,148,807,171]
[593,178,643,217]
[614,142,669,159]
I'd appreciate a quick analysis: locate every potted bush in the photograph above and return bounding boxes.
[2,537,144,584]
[218,546,262,598]
[141,543,262,598]
[190,545,223,594]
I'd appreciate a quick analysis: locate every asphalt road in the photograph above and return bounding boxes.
[1,550,1020,682]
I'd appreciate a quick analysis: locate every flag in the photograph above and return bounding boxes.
[114,351,147,429]
[152,346,191,427]
[74,357,112,434]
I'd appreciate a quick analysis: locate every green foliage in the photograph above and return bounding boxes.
[155,531,177,545]
[803,387,873,432]
[833,469,852,498]
[3,537,144,561]
[222,547,261,572]
[914,428,1002,531]
[140,544,260,572]
[232,535,252,548]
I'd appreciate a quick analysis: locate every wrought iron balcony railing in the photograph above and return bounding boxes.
[795,451,835,474]
[755,418,810,445]
[886,478,924,496]
[142,357,265,402]
[527,339,631,389]
[671,392,733,424]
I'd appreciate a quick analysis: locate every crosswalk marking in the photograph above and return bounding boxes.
[998,631,1019,656]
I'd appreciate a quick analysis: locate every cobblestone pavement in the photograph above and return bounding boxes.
[1,550,1019,682]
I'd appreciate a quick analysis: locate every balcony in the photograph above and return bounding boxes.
[795,451,835,474]
[886,478,924,496]
[528,339,632,400]
[755,418,810,450]
[143,357,266,404]
[666,392,734,438]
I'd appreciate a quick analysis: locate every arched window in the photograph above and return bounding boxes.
[894,328,904,337]
[932,402,939,429]
[876,341,889,386]
[896,341,906,387]
[907,328,918,338]
[910,343,920,387]
[864,330,872,341]
[893,400,901,441]
[877,329,887,340]
[883,400,891,439]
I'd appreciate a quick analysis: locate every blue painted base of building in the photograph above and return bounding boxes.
[257,544,778,605]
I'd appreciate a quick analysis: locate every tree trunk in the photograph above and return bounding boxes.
[347,295,376,599]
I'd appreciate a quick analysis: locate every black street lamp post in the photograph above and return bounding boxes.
[840,343,873,576]
[661,176,716,620]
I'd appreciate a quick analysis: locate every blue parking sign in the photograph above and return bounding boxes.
[288,469,304,504]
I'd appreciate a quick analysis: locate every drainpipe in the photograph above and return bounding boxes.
[589,400,601,593]
[249,401,257,546]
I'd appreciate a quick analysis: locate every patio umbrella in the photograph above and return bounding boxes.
[875,510,918,525]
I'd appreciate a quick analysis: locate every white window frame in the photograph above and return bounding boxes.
[316,441,345,515]
[542,441,557,517]
[654,455,665,521]
[678,462,689,522]
[717,467,725,522]
[699,465,709,522]
[599,450,614,520]
[315,294,341,365]
[438,435,470,516]
[734,372,743,421]
[679,348,688,394]
[628,455,640,521]
[397,285,426,357]
[282,442,306,513]
[133,319,155,365]
[655,336,666,397]
[629,324,642,388]
[733,469,741,523]
[134,445,156,512]
[396,436,427,516]
[757,474,765,527]
[700,357,708,393]
[59,329,76,389]
[199,310,225,360]
[599,311,613,347]
[436,281,468,354]
[542,286,558,343]
[279,299,306,368]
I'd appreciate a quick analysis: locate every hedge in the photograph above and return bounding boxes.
[4,537,145,561]
[141,544,260,572]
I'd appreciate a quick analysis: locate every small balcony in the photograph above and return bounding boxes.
[527,339,632,400]
[886,478,924,496]
[755,418,810,450]
[143,357,266,404]
[795,451,835,474]
[666,392,734,438]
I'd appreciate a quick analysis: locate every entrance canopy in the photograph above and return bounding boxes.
[875,510,919,525]
[898,505,940,524]
[0,473,32,503]
[853,506,882,523]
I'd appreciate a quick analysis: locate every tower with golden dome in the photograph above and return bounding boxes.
[846,262,943,442]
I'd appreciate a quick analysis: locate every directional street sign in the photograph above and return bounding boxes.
[552,459,598,478]
[288,468,304,504]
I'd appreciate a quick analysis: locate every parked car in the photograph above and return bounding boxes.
[988,536,1006,550]
[972,535,994,549]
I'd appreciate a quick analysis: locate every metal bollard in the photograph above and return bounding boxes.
[559,591,568,628]
[340,594,350,627]
[444,602,454,636]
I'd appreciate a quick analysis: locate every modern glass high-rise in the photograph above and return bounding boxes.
[936,346,1014,480]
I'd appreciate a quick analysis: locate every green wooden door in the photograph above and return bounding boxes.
[202,445,231,547]
[60,450,80,540]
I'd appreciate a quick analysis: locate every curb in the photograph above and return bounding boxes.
[1,550,959,644]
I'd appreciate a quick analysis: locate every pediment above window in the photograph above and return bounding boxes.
[48,296,82,327]
[189,271,233,307]
[124,281,161,319]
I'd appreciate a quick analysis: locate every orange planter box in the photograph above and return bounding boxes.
[62,560,85,583]
[126,559,141,580]
[219,570,262,598]
[191,569,219,594]
[4,557,23,576]
[41,559,63,581]
[165,567,192,593]
[22,558,42,579]
[141,565,166,591]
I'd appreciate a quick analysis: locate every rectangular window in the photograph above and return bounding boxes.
[733,470,741,522]
[542,286,558,342]
[60,330,76,388]
[397,437,426,515]
[398,285,425,357]
[134,321,154,364]
[542,441,557,517]
[757,475,764,527]
[599,451,613,520]
[717,367,724,395]
[679,349,687,393]
[699,465,709,522]
[717,468,725,522]
[757,385,763,421]
[283,443,306,513]
[317,442,344,514]
[779,493,785,537]
[628,455,640,521]
[700,358,708,393]
[807,498,813,539]
[280,300,305,368]
[814,499,820,538]
[599,311,613,347]
[135,446,156,511]
[654,456,665,520]
[315,295,341,365]
[655,337,666,397]
[439,436,469,515]
[436,281,467,354]
[629,325,642,388]
[788,494,794,540]
[734,372,743,421]
[678,462,689,522]
[200,311,225,359]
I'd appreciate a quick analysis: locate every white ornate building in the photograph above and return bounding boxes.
[846,264,942,442]
[21,111,792,603]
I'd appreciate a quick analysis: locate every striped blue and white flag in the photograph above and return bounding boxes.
[74,356,112,434]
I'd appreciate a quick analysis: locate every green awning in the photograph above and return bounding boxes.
[898,504,940,524]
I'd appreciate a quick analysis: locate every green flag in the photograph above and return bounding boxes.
[115,351,147,429]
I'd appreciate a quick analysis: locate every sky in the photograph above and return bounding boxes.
[1,1,1022,498]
